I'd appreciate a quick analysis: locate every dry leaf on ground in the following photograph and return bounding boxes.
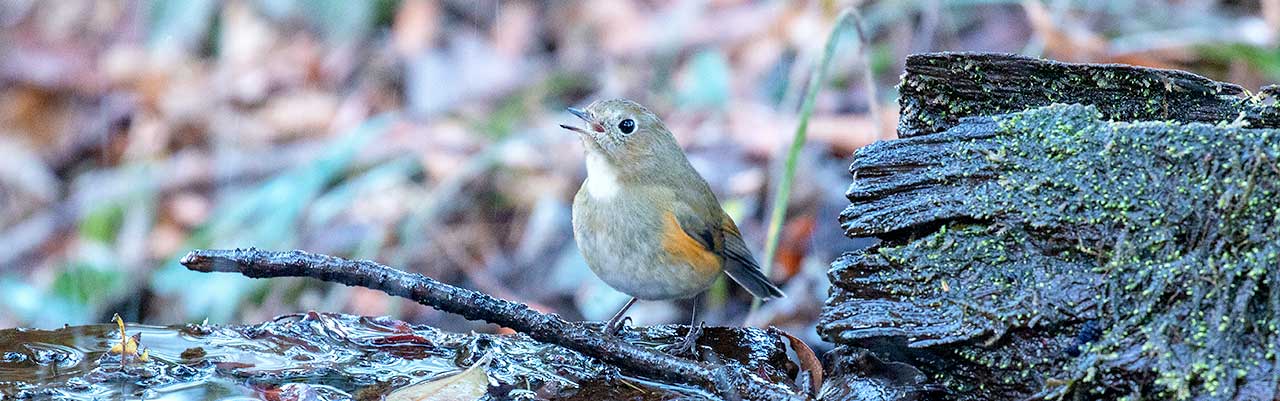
[384,354,491,401]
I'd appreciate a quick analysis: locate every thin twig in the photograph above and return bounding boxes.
[180,248,804,401]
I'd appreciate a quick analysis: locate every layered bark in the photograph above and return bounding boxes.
[821,53,1280,400]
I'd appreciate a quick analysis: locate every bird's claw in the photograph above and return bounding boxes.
[661,322,704,357]
[603,316,632,338]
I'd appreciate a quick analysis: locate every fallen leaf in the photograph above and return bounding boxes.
[770,327,822,397]
[777,214,815,279]
[385,354,491,401]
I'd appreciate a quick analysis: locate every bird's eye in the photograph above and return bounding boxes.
[618,119,635,134]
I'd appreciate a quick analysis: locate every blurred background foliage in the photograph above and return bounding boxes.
[0,0,1276,351]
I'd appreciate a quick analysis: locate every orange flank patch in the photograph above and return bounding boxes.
[660,212,722,276]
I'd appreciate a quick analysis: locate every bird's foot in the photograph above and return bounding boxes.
[603,316,632,338]
[661,322,704,357]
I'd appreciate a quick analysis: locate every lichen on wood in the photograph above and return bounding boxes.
[897,53,1280,138]
[823,54,1280,401]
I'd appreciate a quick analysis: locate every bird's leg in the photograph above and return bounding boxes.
[663,297,704,357]
[603,297,637,337]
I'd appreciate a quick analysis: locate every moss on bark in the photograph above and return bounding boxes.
[824,54,1280,400]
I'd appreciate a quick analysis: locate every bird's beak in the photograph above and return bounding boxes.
[568,107,591,122]
[561,107,605,135]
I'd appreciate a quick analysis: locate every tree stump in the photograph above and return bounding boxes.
[819,53,1280,401]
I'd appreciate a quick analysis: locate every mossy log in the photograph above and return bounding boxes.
[897,52,1280,138]
[820,53,1280,400]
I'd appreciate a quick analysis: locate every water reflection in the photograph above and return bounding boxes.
[0,313,788,400]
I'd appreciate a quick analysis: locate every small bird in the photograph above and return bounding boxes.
[560,99,784,352]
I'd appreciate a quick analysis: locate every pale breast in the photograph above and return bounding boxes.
[571,187,721,300]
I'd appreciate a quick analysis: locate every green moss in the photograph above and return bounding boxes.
[913,104,1280,399]
[897,54,1280,138]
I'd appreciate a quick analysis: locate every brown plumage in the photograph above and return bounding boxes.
[561,99,783,342]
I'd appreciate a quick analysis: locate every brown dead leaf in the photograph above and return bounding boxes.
[385,354,491,401]
[777,215,815,279]
[0,86,74,151]
[770,327,822,397]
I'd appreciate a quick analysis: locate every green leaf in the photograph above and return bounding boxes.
[80,203,125,243]
[52,260,125,306]
[1197,44,1280,83]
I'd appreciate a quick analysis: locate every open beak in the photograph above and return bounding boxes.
[568,107,591,122]
[560,107,604,135]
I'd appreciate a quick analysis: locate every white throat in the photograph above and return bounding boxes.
[584,151,621,200]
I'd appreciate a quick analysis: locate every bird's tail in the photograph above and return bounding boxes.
[720,216,785,300]
[724,255,785,299]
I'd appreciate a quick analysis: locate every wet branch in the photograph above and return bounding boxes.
[180,248,803,401]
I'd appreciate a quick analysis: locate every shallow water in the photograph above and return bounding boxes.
[0,313,793,400]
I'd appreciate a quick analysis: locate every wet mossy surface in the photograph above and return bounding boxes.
[0,313,795,401]
[897,52,1280,138]
[824,91,1280,399]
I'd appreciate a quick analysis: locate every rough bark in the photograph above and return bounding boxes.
[897,52,1280,138]
[821,53,1280,401]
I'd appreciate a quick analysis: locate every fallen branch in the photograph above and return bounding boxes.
[180,248,803,401]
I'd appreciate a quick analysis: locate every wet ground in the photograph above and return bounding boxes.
[0,313,796,401]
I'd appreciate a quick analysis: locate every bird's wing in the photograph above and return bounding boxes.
[717,215,785,299]
[672,205,785,300]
